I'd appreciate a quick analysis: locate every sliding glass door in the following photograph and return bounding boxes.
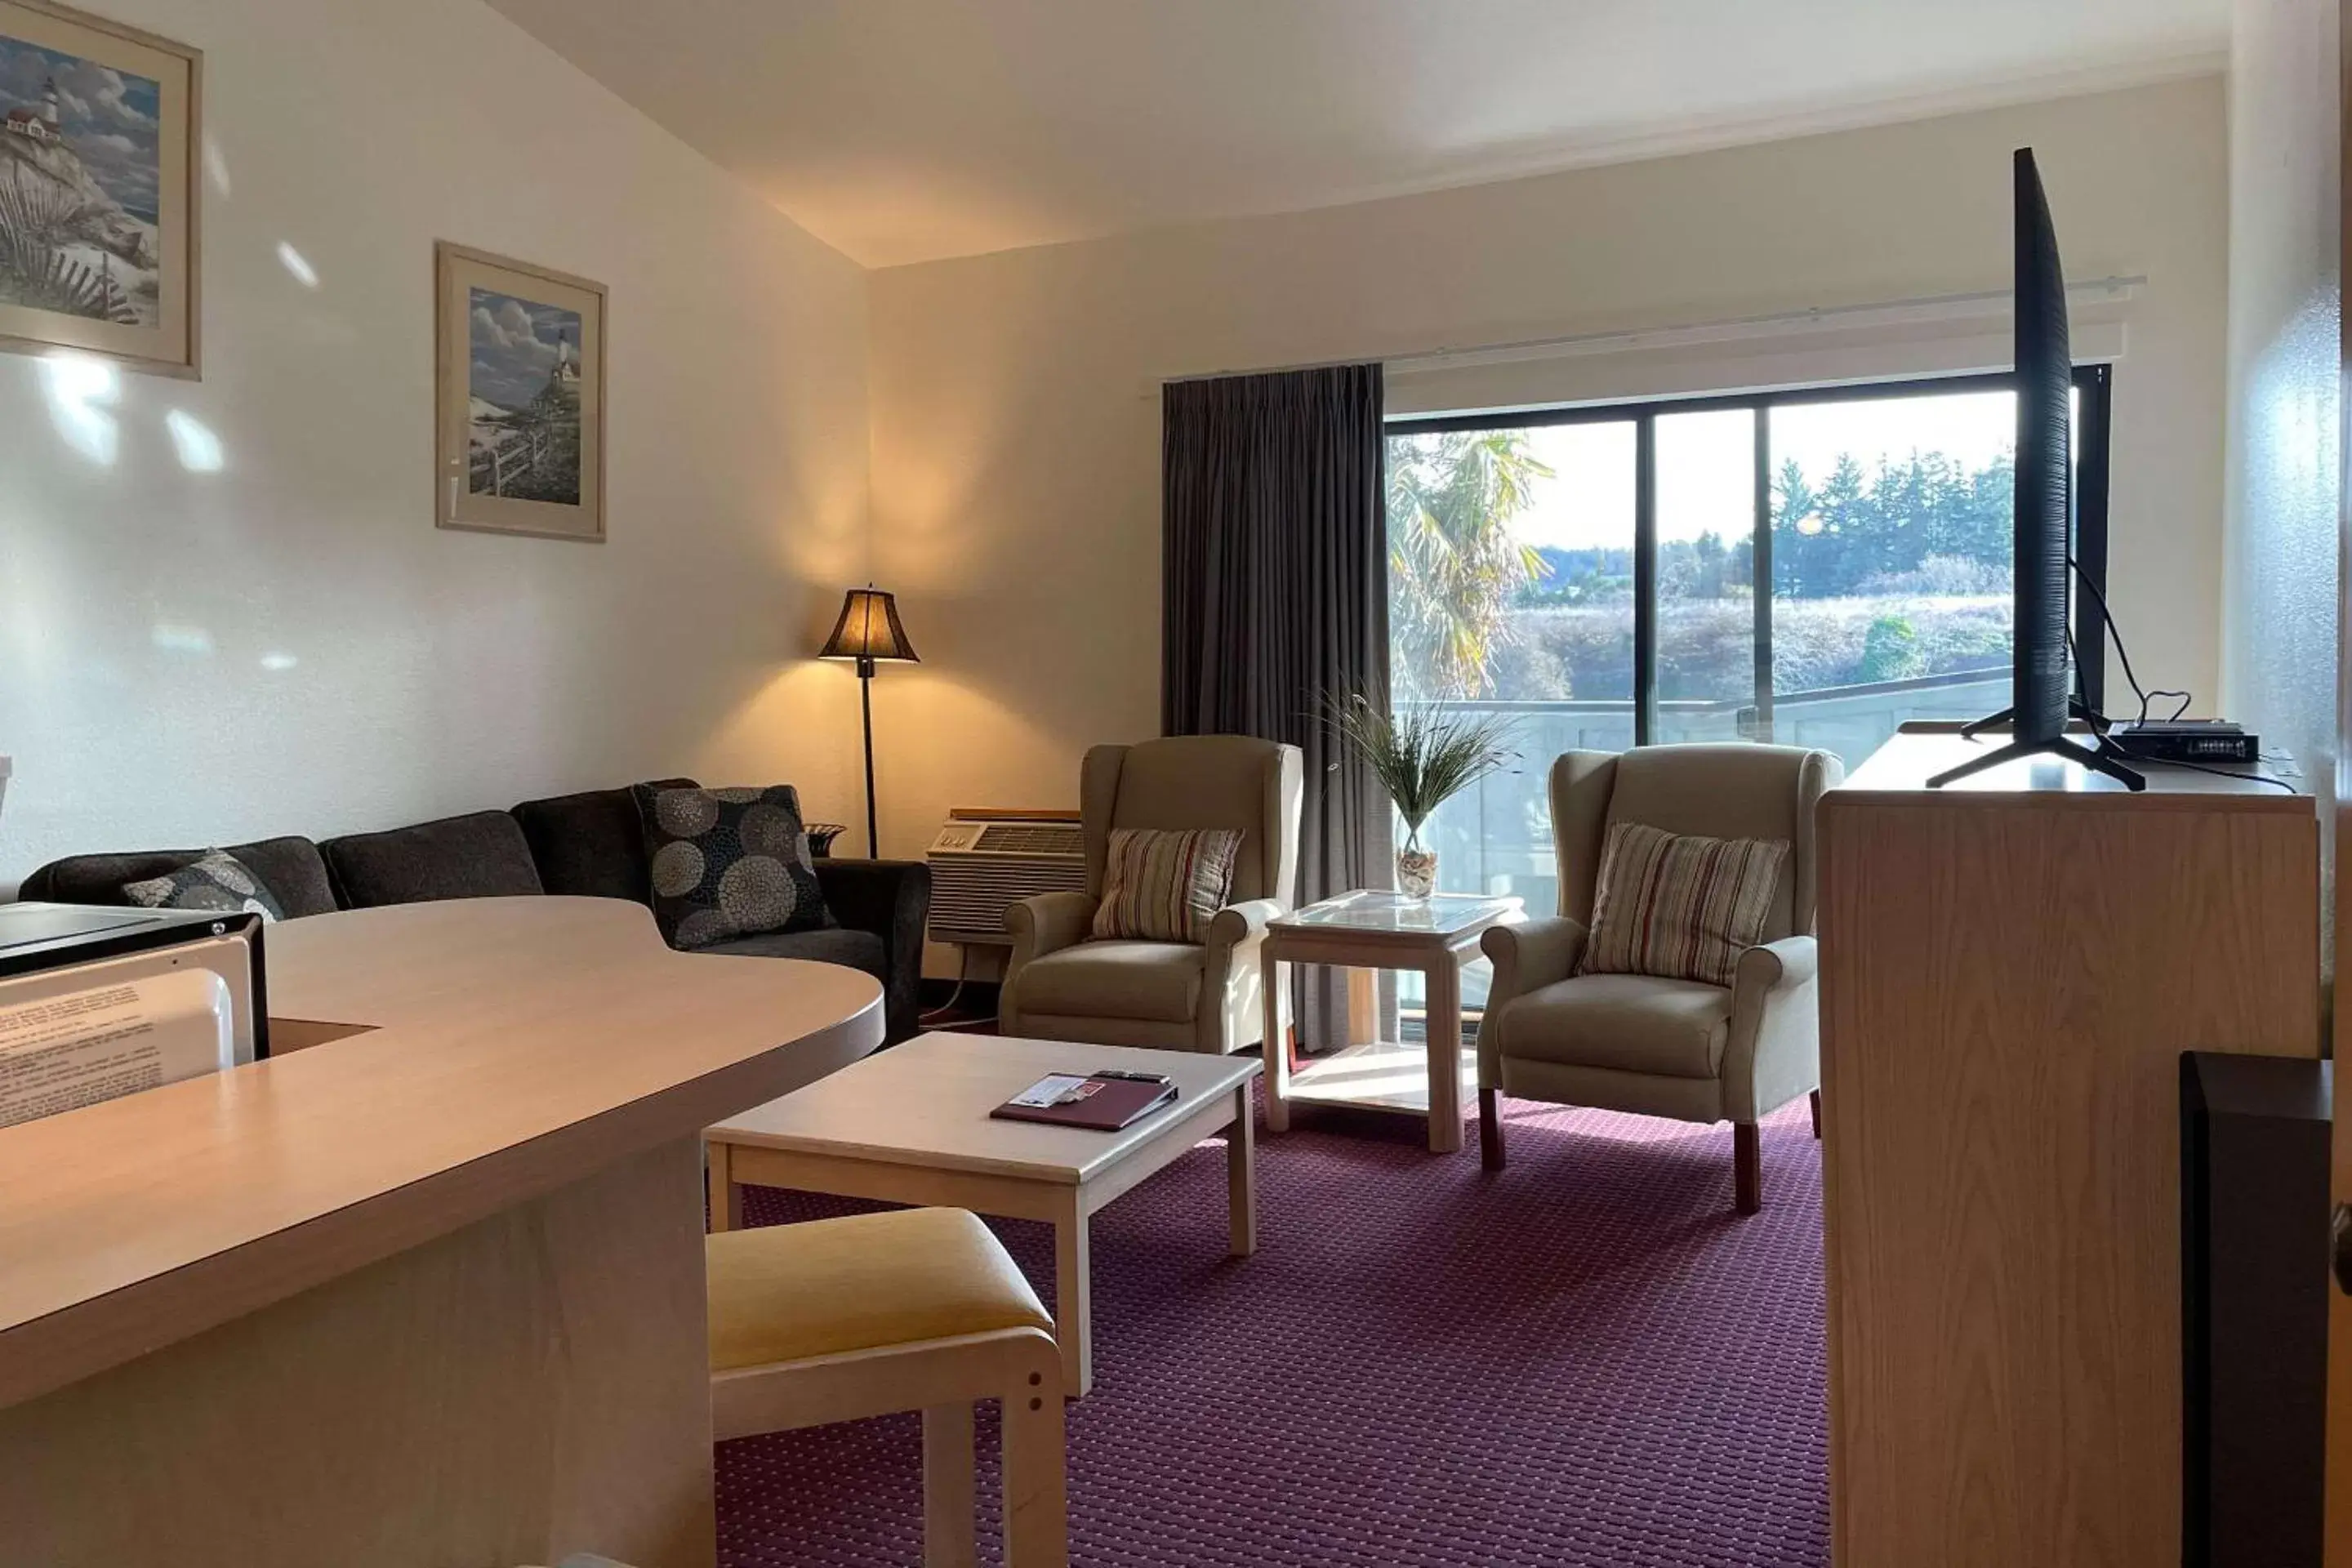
[1386,366,2113,912]
[1654,408,1758,744]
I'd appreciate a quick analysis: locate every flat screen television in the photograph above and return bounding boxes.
[1927,147,2143,790]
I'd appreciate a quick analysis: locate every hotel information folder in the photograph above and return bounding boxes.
[991,1070,1178,1131]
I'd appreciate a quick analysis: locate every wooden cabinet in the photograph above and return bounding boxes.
[1818,731,2321,1568]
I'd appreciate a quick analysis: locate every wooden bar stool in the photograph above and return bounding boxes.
[706,1206,1068,1567]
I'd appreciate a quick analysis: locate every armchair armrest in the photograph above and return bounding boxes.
[1002,889,1101,1037]
[1732,933,1817,994]
[1205,897,1284,951]
[1200,898,1285,1055]
[812,858,931,1045]
[1005,889,1098,962]
[1476,916,1586,1085]
[1481,917,1588,1009]
[1201,897,1284,996]
[1724,934,1820,1123]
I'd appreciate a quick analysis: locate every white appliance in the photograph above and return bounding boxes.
[0,903,267,1131]
[924,810,1086,947]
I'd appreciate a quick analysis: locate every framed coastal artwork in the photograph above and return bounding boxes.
[434,241,605,541]
[0,0,198,376]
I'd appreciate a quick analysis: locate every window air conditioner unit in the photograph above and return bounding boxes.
[924,809,1086,947]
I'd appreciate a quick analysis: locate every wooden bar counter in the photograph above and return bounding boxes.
[0,896,883,1568]
[1819,730,2320,1568]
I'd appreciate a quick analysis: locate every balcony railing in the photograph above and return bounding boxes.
[1400,666,2007,1010]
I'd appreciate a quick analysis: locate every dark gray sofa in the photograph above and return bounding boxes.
[17,780,929,1045]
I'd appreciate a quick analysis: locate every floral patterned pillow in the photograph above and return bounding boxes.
[631,783,834,950]
[122,849,287,923]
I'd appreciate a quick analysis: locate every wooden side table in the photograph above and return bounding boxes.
[1260,890,1522,1154]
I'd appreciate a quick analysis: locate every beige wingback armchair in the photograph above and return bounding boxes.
[1475,743,1842,1214]
[1001,736,1303,1054]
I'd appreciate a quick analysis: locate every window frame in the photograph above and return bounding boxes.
[1384,363,2116,737]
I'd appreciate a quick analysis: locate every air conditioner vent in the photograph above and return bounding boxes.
[973,822,1085,857]
[924,812,1086,947]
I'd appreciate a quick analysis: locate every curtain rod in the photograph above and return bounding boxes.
[1157,274,2146,386]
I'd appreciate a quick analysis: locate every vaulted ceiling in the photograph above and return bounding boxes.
[484,0,2229,268]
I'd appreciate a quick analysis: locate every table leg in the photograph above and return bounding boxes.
[1054,1197,1092,1396]
[1346,967,1378,1046]
[1261,955,1290,1133]
[1227,1081,1257,1257]
[1424,958,1463,1154]
[705,1138,741,1232]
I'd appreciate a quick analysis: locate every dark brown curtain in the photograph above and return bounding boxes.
[1162,363,1388,1051]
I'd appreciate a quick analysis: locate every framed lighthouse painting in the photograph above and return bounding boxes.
[0,0,199,376]
[434,241,606,541]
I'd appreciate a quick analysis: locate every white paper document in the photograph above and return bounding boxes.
[0,969,234,1130]
[1005,1073,1092,1108]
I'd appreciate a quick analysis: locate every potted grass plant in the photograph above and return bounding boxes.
[1325,693,1517,900]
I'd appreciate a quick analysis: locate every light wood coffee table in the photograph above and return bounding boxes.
[1261,889,1523,1154]
[706,1031,1261,1396]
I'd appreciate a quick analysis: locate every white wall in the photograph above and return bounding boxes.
[2221,0,2340,808]
[867,78,2230,933]
[0,0,871,884]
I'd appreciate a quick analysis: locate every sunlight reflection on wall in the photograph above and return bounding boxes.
[149,625,214,656]
[40,354,120,466]
[276,242,319,288]
[164,410,225,472]
[201,134,230,198]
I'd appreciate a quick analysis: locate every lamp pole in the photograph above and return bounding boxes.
[858,653,879,855]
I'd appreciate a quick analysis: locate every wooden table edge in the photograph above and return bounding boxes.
[0,1000,881,1413]
[707,1058,1262,1189]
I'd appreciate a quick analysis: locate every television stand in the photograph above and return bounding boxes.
[1927,705,2147,791]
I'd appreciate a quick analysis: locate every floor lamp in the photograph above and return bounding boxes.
[818,586,919,855]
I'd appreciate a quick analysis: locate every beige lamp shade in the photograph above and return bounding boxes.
[820,588,919,664]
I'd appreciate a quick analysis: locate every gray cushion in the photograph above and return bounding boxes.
[511,778,695,903]
[699,925,887,982]
[1013,941,1205,1024]
[323,811,544,907]
[1496,972,1734,1079]
[19,836,338,918]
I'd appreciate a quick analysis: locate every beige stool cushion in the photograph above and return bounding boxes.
[706,1207,1051,1371]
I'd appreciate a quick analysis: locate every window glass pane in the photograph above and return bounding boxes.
[1655,408,1758,744]
[1766,390,2017,768]
[1386,421,1635,925]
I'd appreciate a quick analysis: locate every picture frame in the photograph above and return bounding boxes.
[434,240,606,542]
[0,0,201,378]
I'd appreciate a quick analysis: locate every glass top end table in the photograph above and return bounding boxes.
[1260,889,1525,1154]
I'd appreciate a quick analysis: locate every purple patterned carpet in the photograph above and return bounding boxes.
[716,1095,1828,1567]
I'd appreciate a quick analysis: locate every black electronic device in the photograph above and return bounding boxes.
[2111,720,2260,766]
[1929,149,2145,791]
[2180,1054,2328,1568]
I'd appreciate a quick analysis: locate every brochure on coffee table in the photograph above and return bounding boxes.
[991,1070,1178,1131]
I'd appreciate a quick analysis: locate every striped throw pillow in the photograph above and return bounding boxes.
[1091,828,1243,944]
[1576,821,1789,987]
